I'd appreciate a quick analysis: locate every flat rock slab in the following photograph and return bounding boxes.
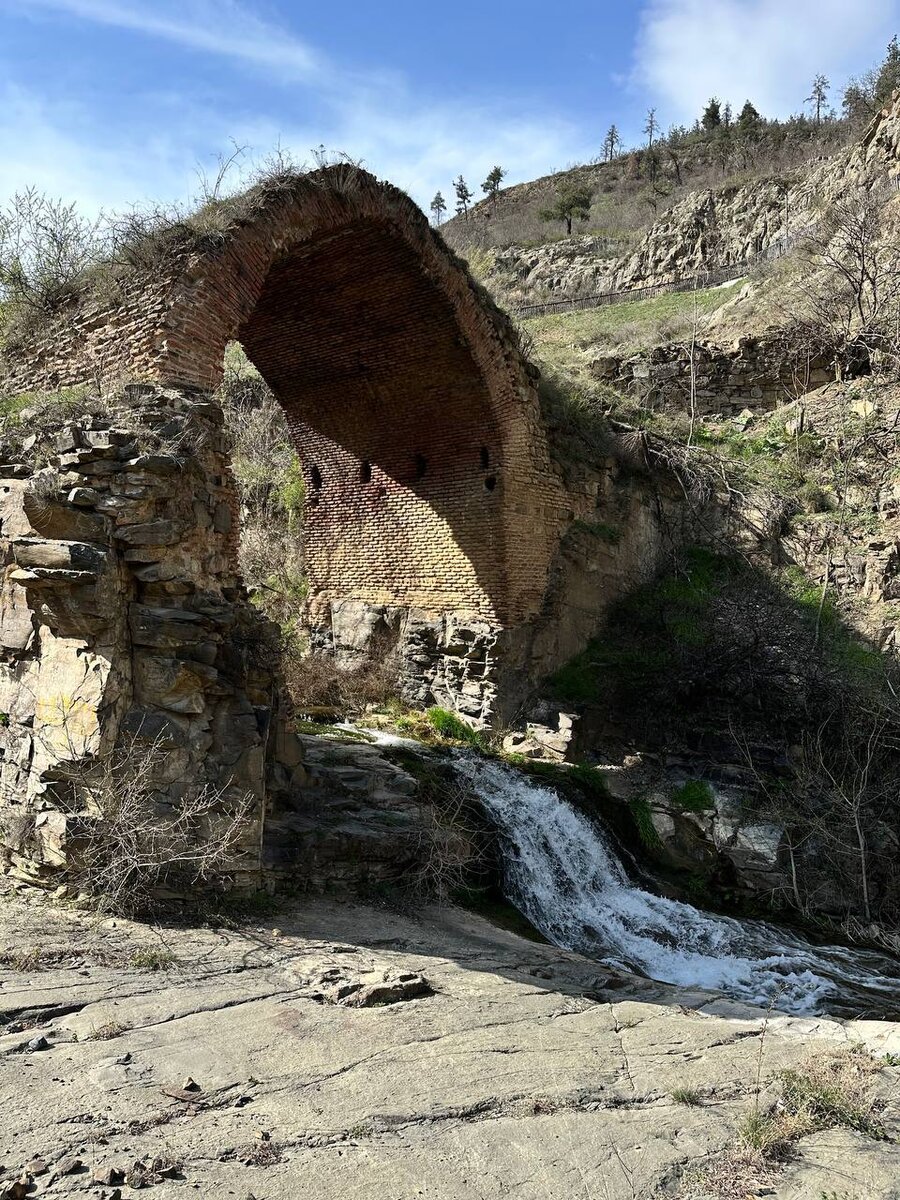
[0,890,898,1198]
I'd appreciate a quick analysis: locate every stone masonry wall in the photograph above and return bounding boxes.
[590,335,834,417]
[0,388,275,887]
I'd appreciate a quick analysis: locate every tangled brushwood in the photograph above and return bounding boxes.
[53,736,253,917]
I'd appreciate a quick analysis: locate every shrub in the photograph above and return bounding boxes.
[0,188,104,330]
[426,707,482,745]
[284,651,395,715]
[671,780,714,812]
[57,734,254,918]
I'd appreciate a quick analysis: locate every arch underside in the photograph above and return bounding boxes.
[239,217,512,623]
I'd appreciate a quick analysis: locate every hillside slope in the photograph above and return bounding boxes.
[449,99,900,307]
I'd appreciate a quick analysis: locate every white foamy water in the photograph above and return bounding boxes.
[458,755,900,1016]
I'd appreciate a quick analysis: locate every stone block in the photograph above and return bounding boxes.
[129,605,208,649]
[22,494,106,542]
[13,539,107,574]
[115,520,180,546]
[134,655,209,715]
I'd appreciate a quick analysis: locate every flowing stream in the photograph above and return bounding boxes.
[455,754,900,1017]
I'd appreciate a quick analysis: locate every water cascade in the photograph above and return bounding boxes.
[457,755,900,1016]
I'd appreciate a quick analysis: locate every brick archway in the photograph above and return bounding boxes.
[0,169,569,709]
[156,169,565,629]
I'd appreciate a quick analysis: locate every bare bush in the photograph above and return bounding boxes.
[0,188,104,320]
[285,651,396,715]
[57,735,254,917]
[789,185,900,375]
[412,776,490,901]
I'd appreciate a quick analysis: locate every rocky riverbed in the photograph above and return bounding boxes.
[2,888,900,1199]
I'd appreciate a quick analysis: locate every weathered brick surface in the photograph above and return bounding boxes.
[1,171,570,633]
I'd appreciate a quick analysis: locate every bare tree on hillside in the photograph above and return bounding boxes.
[644,108,658,149]
[792,185,900,376]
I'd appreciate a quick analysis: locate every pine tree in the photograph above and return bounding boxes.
[603,124,621,162]
[539,185,593,236]
[430,191,447,226]
[875,34,900,106]
[701,97,722,132]
[481,166,505,204]
[453,175,473,219]
[806,74,829,125]
[737,100,761,132]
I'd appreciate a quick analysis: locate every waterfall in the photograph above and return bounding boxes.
[457,754,900,1016]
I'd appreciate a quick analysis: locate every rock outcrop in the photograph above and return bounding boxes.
[2,890,900,1200]
[0,388,273,887]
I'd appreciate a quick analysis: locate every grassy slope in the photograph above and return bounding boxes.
[442,121,853,254]
[524,281,744,374]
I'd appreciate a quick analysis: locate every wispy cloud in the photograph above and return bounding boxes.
[19,0,324,80]
[631,0,897,123]
[0,0,592,212]
[0,83,191,210]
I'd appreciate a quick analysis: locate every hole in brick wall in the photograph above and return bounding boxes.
[360,460,372,484]
[310,463,323,490]
[413,453,428,480]
[480,446,490,469]
[485,475,497,492]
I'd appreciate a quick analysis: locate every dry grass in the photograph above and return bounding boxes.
[88,1020,131,1041]
[284,651,396,716]
[683,1047,889,1199]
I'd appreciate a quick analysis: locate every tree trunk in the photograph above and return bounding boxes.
[854,808,872,922]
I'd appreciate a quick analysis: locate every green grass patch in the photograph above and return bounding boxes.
[671,779,714,812]
[425,707,484,746]
[523,281,743,361]
[629,797,661,850]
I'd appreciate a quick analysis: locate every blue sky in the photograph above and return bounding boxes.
[1,0,899,214]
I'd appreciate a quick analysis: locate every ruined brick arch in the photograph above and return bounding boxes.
[153,169,566,628]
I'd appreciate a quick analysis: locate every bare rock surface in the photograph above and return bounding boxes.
[1,889,899,1198]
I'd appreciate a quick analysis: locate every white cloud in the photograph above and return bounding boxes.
[19,0,324,82]
[631,0,898,123]
[0,83,192,211]
[0,0,591,212]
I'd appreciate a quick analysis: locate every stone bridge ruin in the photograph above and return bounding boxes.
[0,167,715,887]
[3,168,578,721]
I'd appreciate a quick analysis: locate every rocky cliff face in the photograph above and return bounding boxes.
[0,388,274,886]
[476,96,900,305]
